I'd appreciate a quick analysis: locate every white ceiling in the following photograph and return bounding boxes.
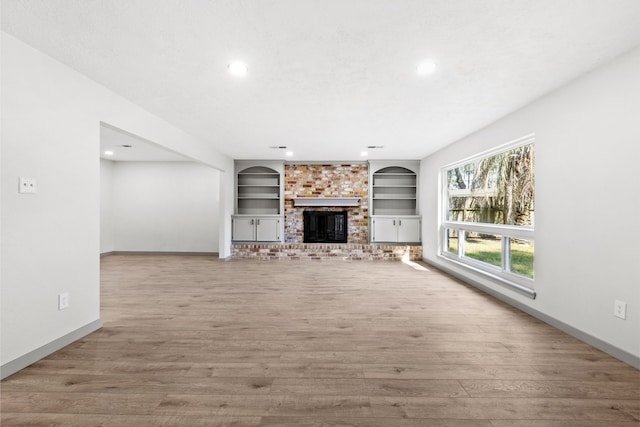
[3,0,640,161]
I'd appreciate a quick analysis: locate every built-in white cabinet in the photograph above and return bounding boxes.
[369,161,421,244]
[397,217,421,242]
[232,216,282,242]
[371,216,421,243]
[233,161,284,242]
[371,217,397,242]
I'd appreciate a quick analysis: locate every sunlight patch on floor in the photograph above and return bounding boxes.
[402,249,429,271]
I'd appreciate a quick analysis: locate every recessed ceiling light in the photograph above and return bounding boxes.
[360,151,369,157]
[417,60,437,75]
[285,151,294,157]
[228,61,248,76]
[104,150,114,156]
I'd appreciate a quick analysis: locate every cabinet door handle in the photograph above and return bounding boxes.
[251,219,254,225]
[399,220,402,226]
[257,219,260,225]
[393,220,396,226]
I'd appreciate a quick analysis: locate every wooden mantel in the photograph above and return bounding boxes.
[292,197,361,207]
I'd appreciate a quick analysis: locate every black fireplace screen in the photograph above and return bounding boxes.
[303,211,347,243]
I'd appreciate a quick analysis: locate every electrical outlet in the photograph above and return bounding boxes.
[19,177,37,194]
[614,300,626,320]
[58,292,69,310]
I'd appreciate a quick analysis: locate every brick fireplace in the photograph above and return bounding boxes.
[283,164,369,243]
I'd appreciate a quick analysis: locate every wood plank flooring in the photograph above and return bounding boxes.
[2,254,639,426]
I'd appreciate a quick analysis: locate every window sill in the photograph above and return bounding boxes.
[438,252,536,299]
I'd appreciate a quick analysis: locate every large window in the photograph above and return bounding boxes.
[441,135,535,297]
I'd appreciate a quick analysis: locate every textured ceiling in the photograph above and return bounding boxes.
[3,0,640,161]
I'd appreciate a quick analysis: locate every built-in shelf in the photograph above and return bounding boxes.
[373,197,417,200]
[237,165,282,215]
[373,185,417,188]
[293,197,361,207]
[238,196,280,199]
[371,166,417,216]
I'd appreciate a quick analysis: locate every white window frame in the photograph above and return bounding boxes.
[439,134,535,298]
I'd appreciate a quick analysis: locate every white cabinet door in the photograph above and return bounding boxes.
[232,217,256,241]
[372,217,398,242]
[397,217,421,243]
[256,217,280,242]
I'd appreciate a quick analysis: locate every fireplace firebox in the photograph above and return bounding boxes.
[303,211,347,243]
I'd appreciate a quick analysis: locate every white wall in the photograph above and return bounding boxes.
[420,46,640,362]
[106,161,219,253]
[1,32,232,370]
[100,159,115,254]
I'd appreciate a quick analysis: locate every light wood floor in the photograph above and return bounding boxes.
[2,255,639,426]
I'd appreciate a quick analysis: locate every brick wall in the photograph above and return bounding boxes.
[284,164,369,243]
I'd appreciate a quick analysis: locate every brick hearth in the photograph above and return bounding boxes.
[231,243,422,261]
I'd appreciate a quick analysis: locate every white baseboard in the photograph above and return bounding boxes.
[101,251,219,256]
[0,319,103,380]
